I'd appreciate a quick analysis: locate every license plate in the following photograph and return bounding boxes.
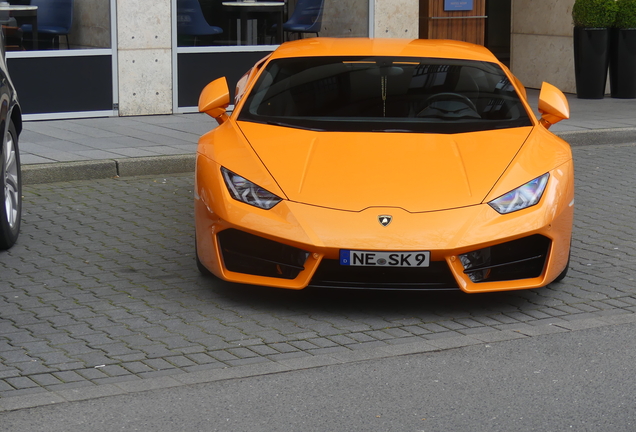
[340,250,430,267]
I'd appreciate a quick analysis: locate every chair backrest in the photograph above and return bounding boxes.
[287,0,324,32]
[177,0,217,35]
[30,0,74,32]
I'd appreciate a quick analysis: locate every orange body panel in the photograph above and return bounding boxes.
[195,143,573,292]
[237,123,532,212]
[194,38,574,293]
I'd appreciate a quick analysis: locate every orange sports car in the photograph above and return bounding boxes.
[194,38,573,293]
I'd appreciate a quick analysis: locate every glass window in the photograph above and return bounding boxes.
[177,0,369,47]
[239,56,533,134]
[1,0,111,51]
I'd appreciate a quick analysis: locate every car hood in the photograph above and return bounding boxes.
[238,122,533,212]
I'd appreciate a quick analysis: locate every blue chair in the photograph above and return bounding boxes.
[177,0,223,46]
[283,0,324,39]
[21,0,74,49]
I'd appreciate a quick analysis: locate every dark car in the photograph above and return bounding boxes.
[0,31,22,250]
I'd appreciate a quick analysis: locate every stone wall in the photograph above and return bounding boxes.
[510,0,576,93]
[71,0,111,48]
[374,0,419,39]
[321,0,370,37]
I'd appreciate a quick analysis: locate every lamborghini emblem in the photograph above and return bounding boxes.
[378,215,392,227]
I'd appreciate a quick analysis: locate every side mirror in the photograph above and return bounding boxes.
[199,77,230,124]
[538,82,569,129]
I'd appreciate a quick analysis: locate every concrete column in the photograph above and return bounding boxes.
[72,0,111,48]
[116,0,173,116]
[373,0,419,39]
[322,0,370,37]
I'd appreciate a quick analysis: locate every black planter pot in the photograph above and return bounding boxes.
[610,28,636,99]
[574,27,610,99]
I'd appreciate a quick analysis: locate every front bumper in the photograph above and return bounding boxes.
[195,159,574,293]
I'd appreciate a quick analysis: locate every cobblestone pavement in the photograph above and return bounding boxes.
[1,142,636,409]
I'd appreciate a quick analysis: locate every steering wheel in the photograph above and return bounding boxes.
[416,92,478,117]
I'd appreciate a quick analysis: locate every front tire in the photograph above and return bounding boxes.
[0,120,21,250]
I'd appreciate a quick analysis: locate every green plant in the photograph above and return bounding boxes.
[615,0,636,28]
[572,0,619,28]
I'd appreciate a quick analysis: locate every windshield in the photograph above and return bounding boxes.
[238,56,533,134]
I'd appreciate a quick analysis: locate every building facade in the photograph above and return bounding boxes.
[6,0,576,120]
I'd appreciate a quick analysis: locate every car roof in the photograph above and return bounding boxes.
[269,38,500,63]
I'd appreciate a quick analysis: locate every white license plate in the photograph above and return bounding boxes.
[340,250,430,267]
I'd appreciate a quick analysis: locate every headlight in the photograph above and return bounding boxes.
[488,173,549,214]
[221,167,282,210]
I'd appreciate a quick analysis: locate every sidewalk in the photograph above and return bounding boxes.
[19,90,636,184]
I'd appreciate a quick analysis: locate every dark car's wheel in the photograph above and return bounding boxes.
[0,120,21,250]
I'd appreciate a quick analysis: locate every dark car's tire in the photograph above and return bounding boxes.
[0,120,21,250]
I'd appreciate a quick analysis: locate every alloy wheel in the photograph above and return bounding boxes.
[4,127,19,230]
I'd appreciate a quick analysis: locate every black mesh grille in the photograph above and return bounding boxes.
[463,234,551,282]
[309,259,459,290]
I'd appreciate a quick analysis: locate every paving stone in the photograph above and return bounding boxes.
[29,373,64,387]
[269,343,300,354]
[34,351,78,365]
[246,345,280,357]
[385,336,427,346]
[207,350,241,362]
[53,370,86,383]
[94,343,140,357]
[0,386,50,399]
[326,334,359,345]
[287,340,319,351]
[346,340,389,351]
[185,353,217,365]
[12,361,57,375]
[417,322,451,333]
[0,380,15,392]
[225,357,272,367]
[164,356,197,368]
[136,344,174,358]
[423,331,465,340]
[305,337,339,348]
[97,365,130,377]
[75,368,110,381]
[0,368,21,379]
[143,358,177,371]
[226,347,259,359]
[306,346,351,356]
[5,376,39,390]
[346,332,380,343]
[453,318,487,328]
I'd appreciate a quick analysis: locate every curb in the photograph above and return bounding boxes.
[555,127,636,146]
[22,154,195,185]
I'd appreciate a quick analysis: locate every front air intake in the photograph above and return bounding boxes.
[218,229,309,280]
[459,235,551,283]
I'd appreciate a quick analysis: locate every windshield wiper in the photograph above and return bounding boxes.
[265,120,326,132]
[371,129,415,133]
